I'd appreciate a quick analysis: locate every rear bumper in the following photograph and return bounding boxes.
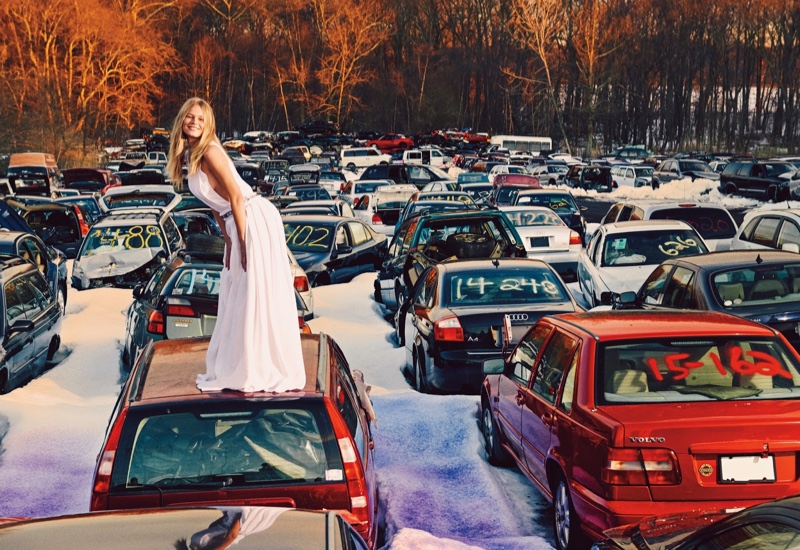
[428,348,500,393]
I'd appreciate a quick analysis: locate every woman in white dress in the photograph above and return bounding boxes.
[166,97,305,393]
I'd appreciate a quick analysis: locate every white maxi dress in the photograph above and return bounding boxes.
[187,142,305,392]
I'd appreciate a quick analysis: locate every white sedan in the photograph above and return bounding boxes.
[288,249,315,318]
[500,206,582,282]
[577,219,709,308]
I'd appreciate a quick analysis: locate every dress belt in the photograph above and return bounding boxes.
[221,195,257,219]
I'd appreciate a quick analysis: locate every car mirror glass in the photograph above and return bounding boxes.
[483,358,505,375]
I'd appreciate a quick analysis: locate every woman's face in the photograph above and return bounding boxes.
[182,104,205,145]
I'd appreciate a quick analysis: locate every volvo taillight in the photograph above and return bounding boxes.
[147,311,165,334]
[434,316,464,342]
[90,408,129,510]
[569,231,582,246]
[601,448,680,485]
[371,214,383,225]
[294,275,310,293]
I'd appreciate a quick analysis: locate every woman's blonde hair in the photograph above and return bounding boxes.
[167,97,219,189]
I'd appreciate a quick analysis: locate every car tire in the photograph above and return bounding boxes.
[447,233,496,258]
[46,335,61,361]
[767,185,778,202]
[553,476,584,550]
[347,163,356,172]
[413,347,429,393]
[481,400,511,466]
[724,183,738,196]
[651,179,660,190]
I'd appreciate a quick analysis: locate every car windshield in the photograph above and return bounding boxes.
[283,221,334,252]
[602,229,707,266]
[446,267,570,306]
[111,404,342,489]
[502,209,563,227]
[601,338,800,404]
[713,264,800,308]
[634,167,654,177]
[104,194,175,209]
[765,163,795,177]
[515,193,577,213]
[648,208,737,239]
[82,224,165,256]
[354,182,390,194]
[679,160,713,172]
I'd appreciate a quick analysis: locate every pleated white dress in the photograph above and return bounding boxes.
[187,142,305,393]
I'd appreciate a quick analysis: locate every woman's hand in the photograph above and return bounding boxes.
[224,235,232,269]
[239,237,247,271]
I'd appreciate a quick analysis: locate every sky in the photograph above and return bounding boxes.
[0,175,792,548]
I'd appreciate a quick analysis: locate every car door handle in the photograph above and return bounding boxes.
[541,412,554,425]
[515,394,524,405]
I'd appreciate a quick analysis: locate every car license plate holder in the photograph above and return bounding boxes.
[719,455,776,483]
[529,237,548,248]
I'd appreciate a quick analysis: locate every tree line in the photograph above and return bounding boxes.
[1,0,798,165]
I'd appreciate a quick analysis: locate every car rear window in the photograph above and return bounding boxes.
[602,229,708,266]
[111,402,343,490]
[83,224,164,255]
[446,267,570,306]
[283,221,334,252]
[169,267,222,296]
[648,208,737,239]
[600,338,800,404]
[514,193,577,214]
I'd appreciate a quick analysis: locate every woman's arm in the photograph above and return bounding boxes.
[211,209,232,268]
[202,145,248,271]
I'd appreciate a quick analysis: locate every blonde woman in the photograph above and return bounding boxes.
[167,98,305,393]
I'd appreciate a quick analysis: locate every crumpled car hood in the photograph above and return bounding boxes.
[76,248,162,279]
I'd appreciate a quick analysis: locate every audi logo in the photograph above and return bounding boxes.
[506,313,529,322]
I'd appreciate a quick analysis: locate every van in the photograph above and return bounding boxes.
[340,147,392,171]
[402,148,448,167]
[7,152,61,196]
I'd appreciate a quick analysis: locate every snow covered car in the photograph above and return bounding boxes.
[577,220,708,308]
[71,207,184,290]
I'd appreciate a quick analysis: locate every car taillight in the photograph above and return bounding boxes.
[147,311,165,334]
[325,399,371,538]
[166,298,197,318]
[294,275,310,293]
[371,214,383,225]
[91,408,128,510]
[601,448,680,485]
[569,231,582,246]
[434,316,464,342]
[298,315,312,333]
[71,206,90,236]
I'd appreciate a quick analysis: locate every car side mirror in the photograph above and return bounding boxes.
[132,284,144,299]
[483,357,506,375]
[336,244,353,255]
[9,319,34,334]
[600,291,613,306]
[613,291,638,309]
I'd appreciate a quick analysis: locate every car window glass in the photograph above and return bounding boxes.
[510,324,552,385]
[22,239,48,274]
[144,265,170,303]
[751,217,780,246]
[4,281,25,324]
[163,217,182,250]
[559,349,579,413]
[15,275,43,318]
[640,264,672,305]
[617,205,634,221]
[335,352,368,459]
[532,331,579,405]
[777,221,800,250]
[629,207,644,221]
[347,222,370,246]
[662,266,695,308]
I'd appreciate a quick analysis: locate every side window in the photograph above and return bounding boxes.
[617,205,634,222]
[143,265,171,304]
[602,204,622,224]
[587,230,601,264]
[559,349,579,413]
[21,239,47,275]
[26,271,53,304]
[777,221,800,250]
[15,275,44,318]
[355,195,369,210]
[532,331,579,405]
[509,324,552,385]
[414,268,437,308]
[347,222,370,246]
[640,264,672,304]
[162,218,182,250]
[334,350,368,459]
[661,266,695,308]
[751,217,780,247]
[737,164,752,177]
[629,207,644,221]
[4,281,26,324]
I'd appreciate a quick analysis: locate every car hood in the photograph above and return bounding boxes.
[0,201,35,233]
[596,265,654,294]
[686,170,720,180]
[75,248,163,280]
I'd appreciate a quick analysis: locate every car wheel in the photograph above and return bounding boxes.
[651,179,660,190]
[481,401,511,466]
[346,163,356,172]
[553,476,584,550]
[767,185,778,202]
[414,347,428,393]
[46,335,61,361]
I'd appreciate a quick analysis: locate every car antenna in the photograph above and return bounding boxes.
[756,254,763,264]
[492,258,500,268]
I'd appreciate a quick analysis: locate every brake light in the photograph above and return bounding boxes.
[91,407,129,510]
[371,214,384,225]
[294,275,310,293]
[678,203,697,207]
[72,206,90,236]
[325,399,371,539]
[601,448,680,485]
[147,311,165,334]
[298,315,312,333]
[166,298,197,318]
[569,231,582,246]
[434,316,464,342]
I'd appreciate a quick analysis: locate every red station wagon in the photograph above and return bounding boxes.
[90,334,378,548]
[480,310,800,550]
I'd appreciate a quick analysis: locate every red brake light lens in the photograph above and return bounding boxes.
[146,311,165,334]
[433,316,464,342]
[166,304,197,317]
[602,448,680,485]
[371,214,383,225]
[569,231,582,246]
[294,275,310,293]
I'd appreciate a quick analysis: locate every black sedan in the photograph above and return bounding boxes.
[619,250,800,351]
[282,215,387,286]
[0,231,68,314]
[592,494,800,550]
[400,258,578,394]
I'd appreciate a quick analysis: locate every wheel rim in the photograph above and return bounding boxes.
[555,481,571,550]
[482,407,494,455]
